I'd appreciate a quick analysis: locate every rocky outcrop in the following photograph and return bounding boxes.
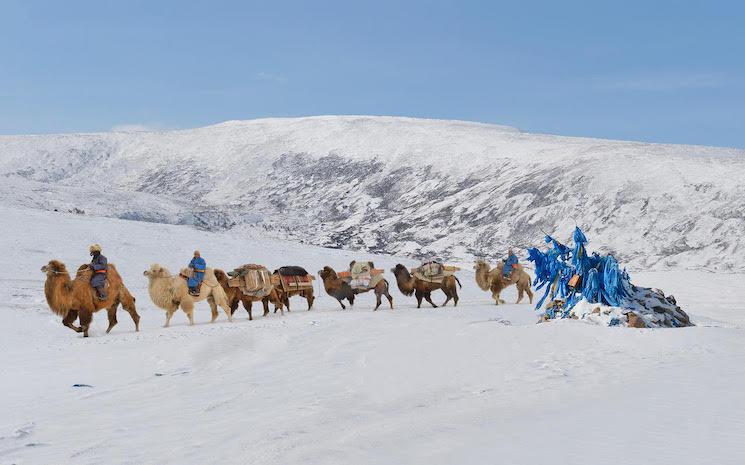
[563,286,693,328]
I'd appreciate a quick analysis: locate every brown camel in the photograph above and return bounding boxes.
[41,260,140,337]
[474,260,534,305]
[213,269,284,320]
[272,269,315,312]
[390,264,461,308]
[318,266,393,311]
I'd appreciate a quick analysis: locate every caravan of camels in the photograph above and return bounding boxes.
[41,247,531,337]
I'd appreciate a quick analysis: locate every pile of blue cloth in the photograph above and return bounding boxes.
[527,227,633,319]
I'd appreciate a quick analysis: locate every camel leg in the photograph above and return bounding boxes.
[230,298,240,316]
[424,292,438,308]
[284,295,291,312]
[240,298,252,321]
[348,294,355,308]
[62,310,82,333]
[374,291,382,311]
[181,300,195,326]
[245,300,257,319]
[119,291,140,331]
[164,306,176,328]
[274,295,284,316]
[516,287,524,304]
[527,287,534,304]
[264,298,275,316]
[415,290,424,308]
[106,305,118,334]
[222,302,233,322]
[207,295,219,323]
[307,294,314,311]
[337,298,346,310]
[441,289,452,307]
[123,304,140,332]
[79,309,93,338]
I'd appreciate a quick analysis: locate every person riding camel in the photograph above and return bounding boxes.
[503,248,518,279]
[88,244,108,300]
[188,250,206,296]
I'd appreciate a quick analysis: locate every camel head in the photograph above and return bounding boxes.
[144,263,171,279]
[390,264,410,277]
[473,260,490,272]
[473,260,495,291]
[41,260,68,276]
[318,266,337,281]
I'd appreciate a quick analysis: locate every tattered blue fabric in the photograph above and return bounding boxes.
[527,227,633,318]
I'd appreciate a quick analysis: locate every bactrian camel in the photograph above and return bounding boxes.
[473,260,533,305]
[143,264,232,327]
[318,266,393,311]
[41,259,140,337]
[213,268,284,320]
[390,264,461,308]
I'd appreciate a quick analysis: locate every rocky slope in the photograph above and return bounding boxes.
[1,116,743,270]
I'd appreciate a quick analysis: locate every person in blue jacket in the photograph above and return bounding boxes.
[89,243,108,300]
[188,250,206,296]
[503,248,518,279]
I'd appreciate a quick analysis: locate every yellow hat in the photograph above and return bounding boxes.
[89,244,102,253]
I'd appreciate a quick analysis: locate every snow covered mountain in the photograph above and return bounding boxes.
[1,116,743,271]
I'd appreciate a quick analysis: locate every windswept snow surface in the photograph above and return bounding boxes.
[1,116,744,270]
[2,207,745,465]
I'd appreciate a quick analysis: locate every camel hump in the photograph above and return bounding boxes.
[213,268,228,284]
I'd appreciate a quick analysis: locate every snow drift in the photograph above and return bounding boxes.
[1,115,743,271]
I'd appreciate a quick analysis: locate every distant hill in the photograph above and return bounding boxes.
[1,115,743,270]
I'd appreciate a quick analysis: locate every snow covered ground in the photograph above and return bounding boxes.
[2,206,744,465]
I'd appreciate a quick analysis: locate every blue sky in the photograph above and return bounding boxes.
[1,0,744,147]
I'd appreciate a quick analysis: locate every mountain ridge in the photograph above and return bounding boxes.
[1,115,743,271]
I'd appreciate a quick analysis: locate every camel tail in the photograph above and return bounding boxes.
[454,276,462,288]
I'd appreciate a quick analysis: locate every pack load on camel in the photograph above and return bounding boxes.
[527,227,693,328]
[271,266,315,311]
[318,263,393,311]
[338,260,385,291]
[390,262,462,308]
[227,264,274,298]
[272,266,315,293]
[409,260,461,284]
